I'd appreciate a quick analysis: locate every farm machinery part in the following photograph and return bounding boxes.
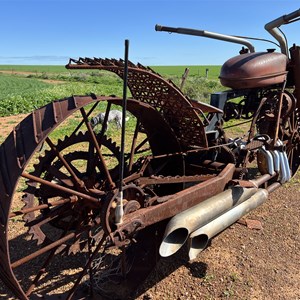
[0,8,300,300]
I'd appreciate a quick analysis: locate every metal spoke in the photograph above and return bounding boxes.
[45,137,85,188]
[70,101,100,139]
[11,232,77,269]
[9,197,76,218]
[46,165,74,187]
[25,225,73,297]
[80,107,115,189]
[128,117,141,172]
[86,141,96,176]
[22,172,99,204]
[134,136,149,154]
[98,102,112,141]
[25,202,73,228]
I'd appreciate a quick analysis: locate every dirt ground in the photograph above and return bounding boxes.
[0,115,299,300]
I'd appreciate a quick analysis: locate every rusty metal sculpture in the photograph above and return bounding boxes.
[0,9,300,299]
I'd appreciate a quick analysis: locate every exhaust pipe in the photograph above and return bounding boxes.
[159,186,258,257]
[188,188,268,260]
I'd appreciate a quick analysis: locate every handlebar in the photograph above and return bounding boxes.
[156,8,300,56]
[265,8,300,55]
[155,24,255,52]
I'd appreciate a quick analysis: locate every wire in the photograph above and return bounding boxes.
[278,27,288,51]
[233,35,280,48]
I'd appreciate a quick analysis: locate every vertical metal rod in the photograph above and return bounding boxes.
[115,39,129,224]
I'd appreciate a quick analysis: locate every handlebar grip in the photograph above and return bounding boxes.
[155,24,178,33]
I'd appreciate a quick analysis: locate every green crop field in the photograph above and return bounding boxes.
[152,65,221,79]
[0,72,124,116]
[0,64,221,79]
[0,64,223,117]
[0,74,50,99]
[0,65,68,73]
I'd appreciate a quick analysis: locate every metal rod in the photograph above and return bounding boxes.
[134,136,149,153]
[80,107,115,189]
[26,227,72,296]
[274,81,287,146]
[128,117,140,172]
[25,203,73,228]
[9,197,76,218]
[120,39,130,187]
[11,232,76,269]
[98,102,112,140]
[21,172,99,204]
[71,101,99,138]
[115,39,129,225]
[45,137,84,188]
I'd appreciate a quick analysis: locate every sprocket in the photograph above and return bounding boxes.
[22,131,121,247]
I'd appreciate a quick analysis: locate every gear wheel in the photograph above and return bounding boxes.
[22,131,121,246]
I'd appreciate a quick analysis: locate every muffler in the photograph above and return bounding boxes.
[159,186,258,257]
[188,188,268,260]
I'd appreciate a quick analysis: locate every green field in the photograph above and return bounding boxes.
[0,64,221,79]
[0,74,50,99]
[153,65,221,79]
[0,64,223,117]
[0,71,124,116]
[0,65,68,73]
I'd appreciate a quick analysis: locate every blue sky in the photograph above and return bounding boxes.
[0,0,300,66]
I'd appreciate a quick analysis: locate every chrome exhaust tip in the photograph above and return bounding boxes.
[159,187,258,258]
[188,188,269,260]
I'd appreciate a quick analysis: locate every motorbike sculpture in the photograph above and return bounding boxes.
[0,8,300,300]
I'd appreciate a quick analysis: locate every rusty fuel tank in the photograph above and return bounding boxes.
[219,51,288,89]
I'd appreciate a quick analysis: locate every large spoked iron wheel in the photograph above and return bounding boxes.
[0,95,183,299]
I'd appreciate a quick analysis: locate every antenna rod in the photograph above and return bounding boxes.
[115,39,129,225]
